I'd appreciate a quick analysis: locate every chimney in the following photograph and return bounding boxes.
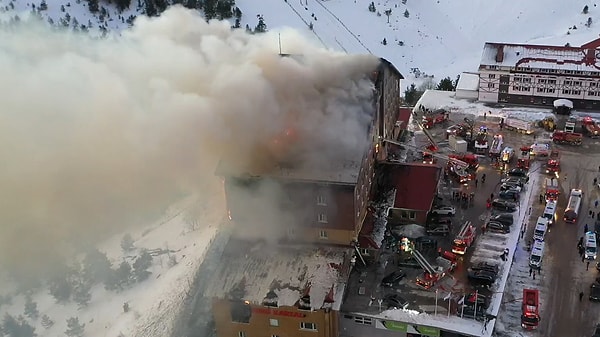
[495,45,504,63]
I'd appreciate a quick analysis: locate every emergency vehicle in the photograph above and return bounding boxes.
[452,221,476,255]
[564,189,583,224]
[521,289,540,330]
[544,178,560,202]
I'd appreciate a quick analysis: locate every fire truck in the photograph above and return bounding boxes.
[422,110,449,129]
[582,116,600,138]
[521,289,540,330]
[448,153,479,171]
[473,126,489,154]
[552,130,583,146]
[452,221,476,255]
[544,178,560,202]
[517,146,531,170]
[545,158,560,175]
[413,249,456,289]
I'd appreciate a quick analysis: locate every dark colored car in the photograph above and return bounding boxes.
[381,270,407,287]
[469,261,500,276]
[384,294,409,309]
[499,189,521,201]
[489,213,514,226]
[492,199,518,212]
[468,270,496,287]
[428,216,453,226]
[508,168,529,181]
[415,236,438,248]
[486,221,510,234]
[426,225,450,236]
[591,283,600,302]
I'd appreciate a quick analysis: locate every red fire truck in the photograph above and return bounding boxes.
[544,178,560,201]
[552,130,583,146]
[521,289,540,330]
[452,221,475,255]
[422,110,449,129]
[583,116,600,138]
[517,146,531,170]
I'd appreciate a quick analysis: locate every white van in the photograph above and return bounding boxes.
[585,231,597,260]
[542,201,557,226]
[529,240,545,268]
[533,217,549,241]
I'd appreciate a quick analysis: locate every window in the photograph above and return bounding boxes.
[409,211,416,220]
[488,74,496,79]
[269,318,279,327]
[300,322,317,331]
[401,210,409,219]
[318,213,328,223]
[319,230,328,239]
[354,316,373,325]
[238,332,246,337]
[487,83,495,88]
[316,195,327,206]
[359,248,370,255]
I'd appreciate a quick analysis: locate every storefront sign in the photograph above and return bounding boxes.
[252,307,306,318]
[376,320,440,337]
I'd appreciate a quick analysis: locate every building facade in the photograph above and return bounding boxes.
[478,38,600,110]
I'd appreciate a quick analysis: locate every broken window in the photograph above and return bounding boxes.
[230,301,251,324]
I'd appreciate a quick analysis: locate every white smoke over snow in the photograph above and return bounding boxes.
[0,6,379,279]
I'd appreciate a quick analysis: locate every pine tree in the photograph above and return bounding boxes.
[65,317,85,337]
[245,24,251,33]
[587,17,593,27]
[88,0,99,13]
[133,250,153,282]
[154,0,168,12]
[144,0,157,16]
[384,9,392,23]
[404,9,409,18]
[120,234,135,253]
[233,18,241,28]
[41,315,54,329]
[2,314,36,337]
[73,281,92,309]
[234,7,242,20]
[24,295,39,320]
[404,84,418,105]
[48,276,72,303]
[254,15,267,33]
[115,0,132,12]
[39,0,48,10]
[382,38,387,45]
[436,76,455,91]
[583,5,589,14]
[184,0,198,9]
[82,248,112,285]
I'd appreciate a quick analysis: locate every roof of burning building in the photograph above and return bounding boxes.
[389,163,441,211]
[205,238,353,311]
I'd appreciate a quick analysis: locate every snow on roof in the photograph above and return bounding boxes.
[456,72,480,91]
[480,42,600,72]
[554,99,573,108]
[205,239,352,310]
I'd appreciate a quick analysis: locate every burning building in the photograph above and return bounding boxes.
[211,57,403,337]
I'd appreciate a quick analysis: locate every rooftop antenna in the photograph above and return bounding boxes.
[278,33,282,55]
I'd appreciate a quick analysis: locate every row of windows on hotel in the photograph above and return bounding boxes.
[485,65,600,77]
[237,321,318,337]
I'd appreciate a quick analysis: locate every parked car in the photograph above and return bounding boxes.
[381,270,407,287]
[489,213,514,226]
[468,270,496,287]
[465,292,490,309]
[426,225,450,236]
[469,261,500,276]
[384,294,409,309]
[431,206,456,216]
[492,199,517,212]
[457,305,486,321]
[591,283,600,302]
[500,183,522,192]
[508,168,529,181]
[501,176,526,187]
[486,221,510,234]
[415,236,438,248]
[499,189,521,201]
[427,216,453,226]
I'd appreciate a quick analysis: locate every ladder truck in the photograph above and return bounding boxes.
[452,221,476,255]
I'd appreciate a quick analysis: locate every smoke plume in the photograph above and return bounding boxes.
[0,6,379,279]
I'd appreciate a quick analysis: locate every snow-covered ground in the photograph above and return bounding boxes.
[0,194,223,337]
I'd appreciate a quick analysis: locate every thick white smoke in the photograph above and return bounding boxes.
[0,6,379,278]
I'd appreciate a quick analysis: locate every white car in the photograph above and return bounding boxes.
[431,206,456,216]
